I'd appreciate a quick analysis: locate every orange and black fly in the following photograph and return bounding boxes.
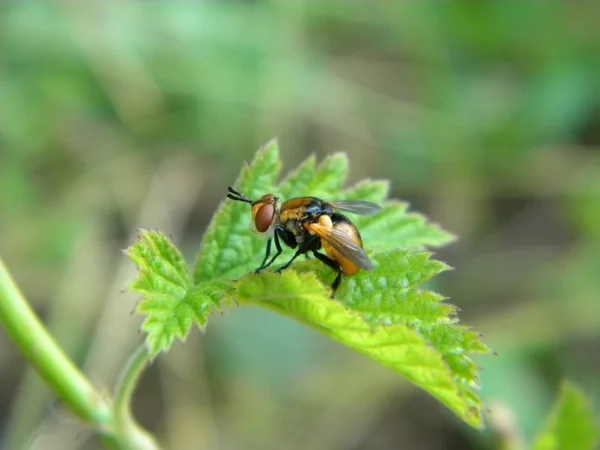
[227,187,381,297]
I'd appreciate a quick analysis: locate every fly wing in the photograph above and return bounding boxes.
[309,223,374,271]
[329,200,382,216]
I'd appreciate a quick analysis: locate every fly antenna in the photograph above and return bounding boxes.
[227,186,253,204]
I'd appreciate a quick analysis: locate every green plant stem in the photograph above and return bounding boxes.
[114,345,149,421]
[111,344,160,449]
[0,257,113,431]
[0,258,161,449]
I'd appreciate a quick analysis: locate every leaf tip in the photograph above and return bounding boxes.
[257,138,280,159]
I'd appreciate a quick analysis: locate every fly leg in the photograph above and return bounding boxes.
[255,233,282,273]
[312,251,343,298]
[255,239,272,273]
[274,236,319,273]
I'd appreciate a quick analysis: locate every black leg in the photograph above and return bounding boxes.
[312,251,343,298]
[330,271,343,298]
[274,236,319,273]
[256,239,272,272]
[256,232,283,273]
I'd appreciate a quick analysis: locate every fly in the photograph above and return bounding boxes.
[227,186,381,297]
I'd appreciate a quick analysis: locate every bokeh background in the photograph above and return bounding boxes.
[1,1,600,449]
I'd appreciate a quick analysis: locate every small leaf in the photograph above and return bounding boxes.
[533,382,599,450]
[237,271,484,428]
[126,230,224,358]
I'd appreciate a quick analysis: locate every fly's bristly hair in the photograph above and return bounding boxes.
[227,186,253,205]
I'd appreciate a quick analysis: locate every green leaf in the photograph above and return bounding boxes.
[127,141,488,428]
[126,230,225,358]
[237,270,484,428]
[186,141,488,427]
[533,382,599,450]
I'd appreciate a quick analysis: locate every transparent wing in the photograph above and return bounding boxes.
[329,200,382,216]
[309,223,374,271]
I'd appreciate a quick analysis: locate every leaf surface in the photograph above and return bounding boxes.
[127,141,489,427]
[237,270,484,428]
[126,230,227,358]
[533,382,599,450]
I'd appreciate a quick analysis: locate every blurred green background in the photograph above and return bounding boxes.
[1,1,599,449]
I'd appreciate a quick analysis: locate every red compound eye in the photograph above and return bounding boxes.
[254,203,274,232]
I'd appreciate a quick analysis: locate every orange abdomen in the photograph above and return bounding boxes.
[322,221,364,276]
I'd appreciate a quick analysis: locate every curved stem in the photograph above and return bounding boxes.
[0,258,113,431]
[114,344,149,421]
[112,344,161,449]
